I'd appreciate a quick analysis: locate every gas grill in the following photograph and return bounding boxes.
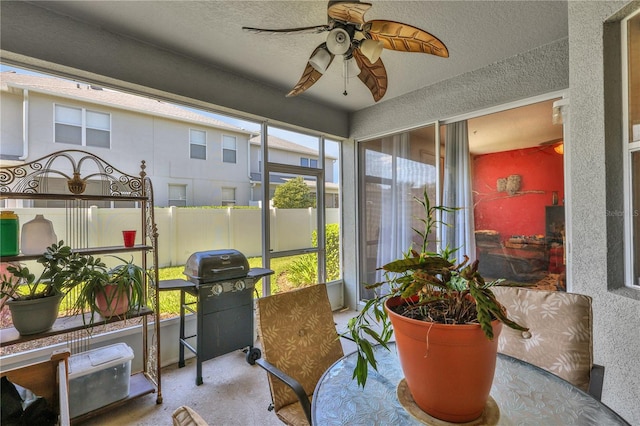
[159,249,273,385]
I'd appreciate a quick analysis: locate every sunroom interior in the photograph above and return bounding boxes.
[1,1,639,425]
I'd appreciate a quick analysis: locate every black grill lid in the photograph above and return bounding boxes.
[184,249,250,284]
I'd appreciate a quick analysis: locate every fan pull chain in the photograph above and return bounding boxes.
[343,59,348,96]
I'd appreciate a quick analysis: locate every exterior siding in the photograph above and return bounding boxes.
[0,75,334,207]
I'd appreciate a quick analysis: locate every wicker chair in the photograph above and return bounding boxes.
[250,283,344,425]
[493,287,604,400]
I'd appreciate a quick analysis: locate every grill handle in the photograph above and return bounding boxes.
[210,266,245,273]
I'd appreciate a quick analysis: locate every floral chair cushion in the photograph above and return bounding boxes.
[257,283,343,424]
[492,287,593,391]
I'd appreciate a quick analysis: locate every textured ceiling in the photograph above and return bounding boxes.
[30,1,568,113]
[8,1,568,152]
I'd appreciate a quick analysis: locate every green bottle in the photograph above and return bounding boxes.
[0,211,19,256]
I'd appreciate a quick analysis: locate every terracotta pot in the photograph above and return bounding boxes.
[95,285,131,317]
[385,296,501,423]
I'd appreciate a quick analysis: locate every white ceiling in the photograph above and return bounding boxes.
[31,1,568,112]
[18,0,568,152]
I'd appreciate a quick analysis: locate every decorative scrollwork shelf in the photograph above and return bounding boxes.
[0,149,163,421]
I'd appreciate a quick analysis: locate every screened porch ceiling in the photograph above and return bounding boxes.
[3,1,567,152]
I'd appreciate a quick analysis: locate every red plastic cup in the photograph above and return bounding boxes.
[122,230,136,247]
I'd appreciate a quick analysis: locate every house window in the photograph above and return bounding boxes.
[222,135,237,163]
[300,157,318,168]
[221,187,236,206]
[168,184,187,207]
[190,129,206,160]
[55,105,110,148]
[624,10,640,288]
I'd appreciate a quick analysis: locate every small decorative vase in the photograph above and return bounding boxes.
[21,214,57,255]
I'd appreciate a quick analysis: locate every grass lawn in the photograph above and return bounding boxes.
[158,256,296,316]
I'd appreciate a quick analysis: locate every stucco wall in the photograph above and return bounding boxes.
[568,1,640,423]
[350,38,569,140]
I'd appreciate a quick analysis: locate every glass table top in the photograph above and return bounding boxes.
[312,343,629,425]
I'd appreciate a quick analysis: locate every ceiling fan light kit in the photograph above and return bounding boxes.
[309,47,333,73]
[344,57,361,78]
[327,27,351,55]
[243,0,449,102]
[359,39,384,64]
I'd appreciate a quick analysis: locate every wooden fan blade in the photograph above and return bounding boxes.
[287,45,335,97]
[242,25,330,35]
[353,49,387,102]
[364,20,449,57]
[327,1,372,25]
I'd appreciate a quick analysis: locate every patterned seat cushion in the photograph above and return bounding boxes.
[257,283,344,424]
[492,287,593,391]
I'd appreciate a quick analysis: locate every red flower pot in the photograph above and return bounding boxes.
[386,296,501,423]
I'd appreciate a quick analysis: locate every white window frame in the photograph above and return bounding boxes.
[622,10,640,289]
[300,157,318,168]
[189,129,207,160]
[222,134,237,164]
[168,184,187,207]
[54,104,111,148]
[221,187,236,206]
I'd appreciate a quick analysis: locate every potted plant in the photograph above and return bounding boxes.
[73,255,148,326]
[0,241,105,335]
[345,190,528,423]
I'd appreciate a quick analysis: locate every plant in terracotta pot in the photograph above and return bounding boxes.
[0,241,105,335]
[73,255,148,326]
[345,190,528,423]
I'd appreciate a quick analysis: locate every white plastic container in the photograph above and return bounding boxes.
[68,343,134,418]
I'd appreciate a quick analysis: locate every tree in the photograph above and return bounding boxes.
[272,177,316,209]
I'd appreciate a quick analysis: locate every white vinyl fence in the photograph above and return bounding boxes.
[7,207,340,267]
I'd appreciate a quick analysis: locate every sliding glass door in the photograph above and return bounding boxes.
[357,125,439,300]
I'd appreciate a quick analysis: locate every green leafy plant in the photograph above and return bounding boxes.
[73,255,149,326]
[287,224,340,286]
[344,189,528,387]
[0,242,149,327]
[0,241,106,307]
[272,176,316,209]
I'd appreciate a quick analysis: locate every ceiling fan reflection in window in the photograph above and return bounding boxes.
[242,1,448,102]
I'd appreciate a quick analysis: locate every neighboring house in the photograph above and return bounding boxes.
[0,72,337,207]
[249,135,339,207]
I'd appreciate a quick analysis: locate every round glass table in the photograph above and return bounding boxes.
[312,343,629,425]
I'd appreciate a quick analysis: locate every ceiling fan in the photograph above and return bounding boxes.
[242,1,449,102]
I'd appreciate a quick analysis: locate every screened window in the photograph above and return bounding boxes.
[55,105,110,148]
[168,184,187,207]
[262,125,342,295]
[222,135,237,163]
[221,187,236,206]
[190,129,207,160]
[624,10,640,288]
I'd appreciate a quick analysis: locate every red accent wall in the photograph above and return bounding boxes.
[473,145,564,241]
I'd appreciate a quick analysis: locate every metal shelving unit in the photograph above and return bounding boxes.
[0,149,163,420]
